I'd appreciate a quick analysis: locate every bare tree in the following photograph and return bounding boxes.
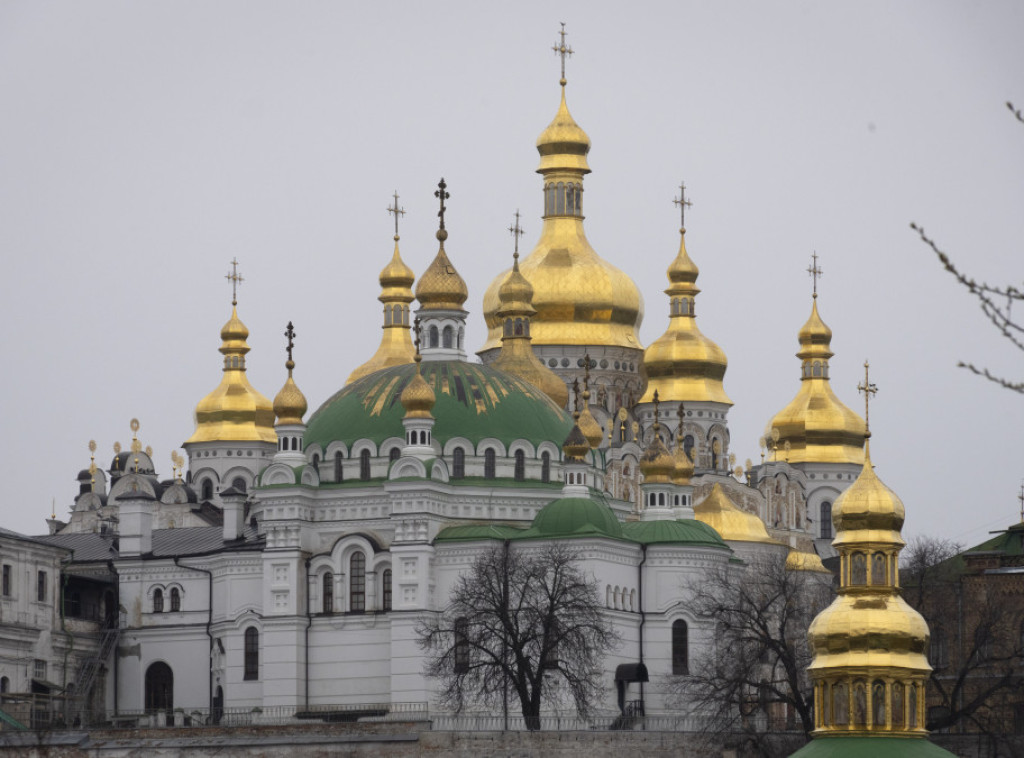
[902,535,1024,733]
[678,551,833,754]
[911,101,1024,393]
[418,541,618,730]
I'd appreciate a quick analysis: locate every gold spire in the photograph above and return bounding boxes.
[185,261,276,445]
[640,391,675,484]
[479,27,642,355]
[490,212,570,407]
[672,403,694,485]
[415,178,469,311]
[577,356,604,448]
[641,186,731,406]
[694,484,777,543]
[401,319,436,419]
[806,384,932,738]
[273,322,308,425]
[346,193,417,384]
[766,257,865,465]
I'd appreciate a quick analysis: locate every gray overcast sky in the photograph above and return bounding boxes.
[1,1,1021,548]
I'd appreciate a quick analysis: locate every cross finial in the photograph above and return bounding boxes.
[1018,480,1024,524]
[284,321,296,368]
[552,22,573,87]
[387,191,405,240]
[508,210,524,260]
[225,258,244,306]
[572,377,581,413]
[652,389,661,429]
[677,402,685,438]
[673,181,693,230]
[435,178,450,232]
[582,353,592,397]
[808,252,823,299]
[858,360,878,438]
[413,316,422,359]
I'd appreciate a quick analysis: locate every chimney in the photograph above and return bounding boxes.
[119,489,154,556]
[220,487,246,542]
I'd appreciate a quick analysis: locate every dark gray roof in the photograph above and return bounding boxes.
[32,524,263,563]
[0,526,68,550]
[34,533,117,562]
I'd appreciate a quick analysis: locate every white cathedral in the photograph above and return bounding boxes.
[0,55,871,729]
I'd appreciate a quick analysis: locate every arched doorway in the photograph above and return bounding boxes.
[144,662,173,717]
[212,686,224,725]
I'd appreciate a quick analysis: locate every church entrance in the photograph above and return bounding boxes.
[144,662,173,718]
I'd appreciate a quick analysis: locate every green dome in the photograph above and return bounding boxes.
[531,497,623,539]
[621,519,729,548]
[788,737,955,758]
[306,361,572,451]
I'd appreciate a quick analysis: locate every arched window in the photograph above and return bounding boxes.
[833,682,848,725]
[672,620,689,674]
[429,325,439,348]
[853,681,867,726]
[281,437,289,451]
[683,435,695,461]
[871,552,887,586]
[872,680,886,727]
[555,182,565,214]
[0,676,8,693]
[452,448,465,479]
[544,184,555,215]
[442,325,453,349]
[169,587,180,612]
[322,573,334,614]
[144,662,173,715]
[892,682,905,727]
[909,684,918,727]
[484,449,496,479]
[851,553,867,585]
[541,451,551,483]
[231,477,247,493]
[454,617,469,674]
[201,480,213,501]
[153,588,164,613]
[382,569,392,612]
[349,552,366,613]
[390,447,400,462]
[820,501,833,539]
[243,627,259,680]
[514,450,525,481]
[334,452,344,483]
[566,182,576,215]
[312,454,320,470]
[360,449,371,481]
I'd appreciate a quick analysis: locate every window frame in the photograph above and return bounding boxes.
[349,552,366,613]
[243,627,259,681]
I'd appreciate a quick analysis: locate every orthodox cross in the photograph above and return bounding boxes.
[435,178,449,231]
[673,182,693,229]
[284,321,296,366]
[553,22,573,85]
[858,360,877,437]
[413,316,422,357]
[387,191,405,239]
[1018,481,1024,523]
[652,389,661,429]
[572,378,581,414]
[807,252,823,298]
[226,258,243,306]
[676,402,685,443]
[508,210,524,259]
[582,353,592,395]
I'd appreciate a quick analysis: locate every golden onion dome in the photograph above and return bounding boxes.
[186,306,276,445]
[672,442,695,486]
[416,231,468,311]
[346,237,416,385]
[767,297,865,466]
[831,442,905,548]
[490,254,569,408]
[562,416,591,462]
[400,357,436,419]
[640,230,731,406]
[273,339,308,429]
[786,548,831,574]
[695,484,777,544]
[640,427,675,484]
[577,391,604,448]
[535,87,591,174]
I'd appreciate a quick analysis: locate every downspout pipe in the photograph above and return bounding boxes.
[305,557,313,708]
[59,555,74,708]
[638,544,647,714]
[174,557,214,710]
[105,559,119,715]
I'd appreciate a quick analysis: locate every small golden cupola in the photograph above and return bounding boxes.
[803,365,936,745]
[639,393,675,486]
[767,255,865,466]
[694,484,777,544]
[576,359,604,449]
[490,212,569,408]
[560,407,592,496]
[272,322,309,465]
[672,405,695,487]
[479,25,644,388]
[641,185,732,407]
[346,193,416,385]
[399,323,438,462]
[185,261,276,446]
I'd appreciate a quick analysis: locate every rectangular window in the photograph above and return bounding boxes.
[2,565,10,596]
[243,627,259,681]
[37,571,47,603]
[33,659,46,680]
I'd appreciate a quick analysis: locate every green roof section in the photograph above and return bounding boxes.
[621,519,729,548]
[306,361,573,451]
[434,524,527,542]
[964,521,1024,557]
[788,736,955,758]
[530,497,624,540]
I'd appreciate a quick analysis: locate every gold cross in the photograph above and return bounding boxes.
[508,210,524,259]
[673,182,693,230]
[652,389,661,429]
[225,258,244,306]
[582,353,592,397]
[387,191,405,239]
[552,22,573,86]
[676,402,685,439]
[284,321,296,365]
[807,252,823,298]
[435,178,450,231]
[413,316,422,357]
[572,377,581,413]
[857,360,877,437]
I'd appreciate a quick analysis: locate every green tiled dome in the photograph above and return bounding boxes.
[530,497,623,539]
[306,361,572,451]
[621,519,729,548]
